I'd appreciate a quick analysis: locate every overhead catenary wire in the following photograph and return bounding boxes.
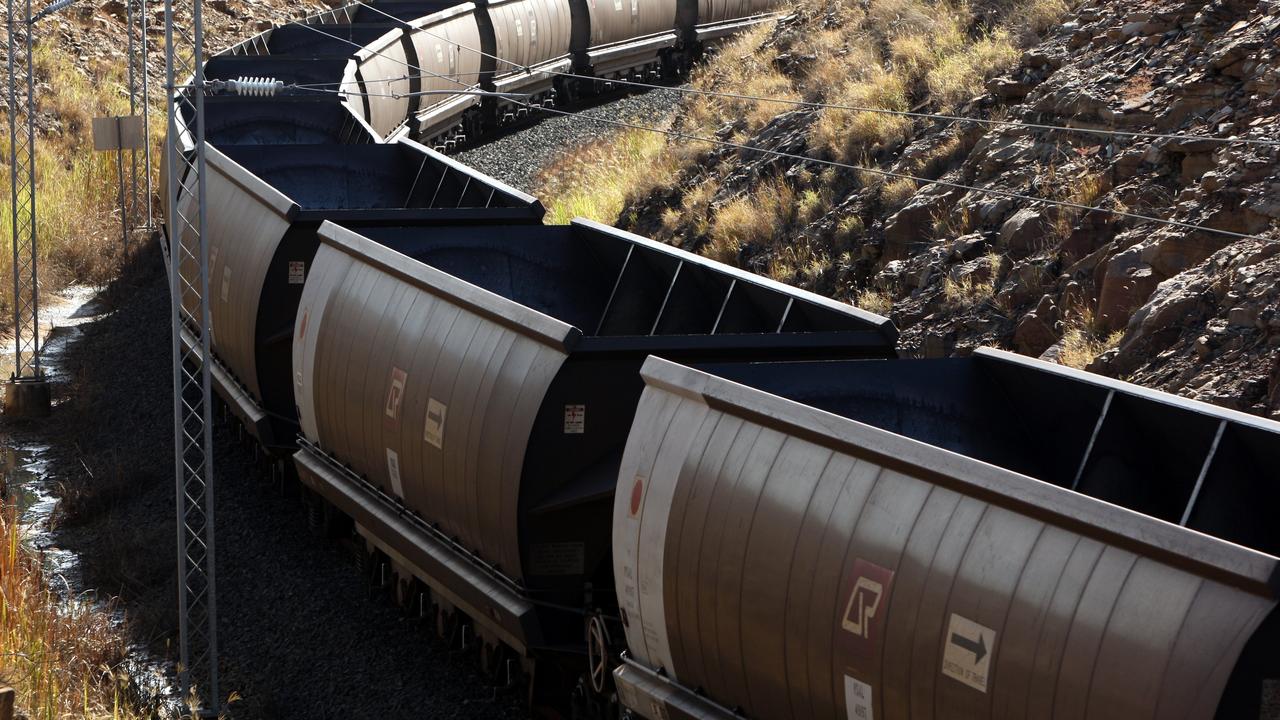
[288,84,534,100]
[286,19,480,92]
[266,13,1276,243]
[510,102,1275,243]
[349,0,1280,150]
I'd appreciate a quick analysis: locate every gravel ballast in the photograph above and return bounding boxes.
[454,87,684,191]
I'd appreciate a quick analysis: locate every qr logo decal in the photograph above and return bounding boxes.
[839,558,895,662]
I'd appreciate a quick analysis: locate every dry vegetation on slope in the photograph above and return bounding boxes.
[0,0,326,329]
[537,0,1280,417]
[1,506,148,720]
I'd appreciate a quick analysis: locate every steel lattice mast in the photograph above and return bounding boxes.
[163,0,219,714]
[126,0,152,231]
[6,0,41,382]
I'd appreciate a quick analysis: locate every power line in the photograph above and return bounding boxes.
[287,19,477,92]
[275,10,1276,243]
[532,74,1280,149]
[520,102,1275,243]
[349,0,1280,150]
[287,83,532,100]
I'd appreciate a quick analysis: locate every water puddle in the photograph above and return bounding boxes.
[2,285,184,717]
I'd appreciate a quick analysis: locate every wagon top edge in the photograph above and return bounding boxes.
[317,221,581,350]
[638,354,1280,596]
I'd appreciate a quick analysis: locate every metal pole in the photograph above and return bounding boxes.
[141,0,153,228]
[6,0,41,379]
[126,0,152,232]
[115,121,128,247]
[7,0,23,375]
[164,0,219,712]
[24,0,38,377]
[126,0,138,235]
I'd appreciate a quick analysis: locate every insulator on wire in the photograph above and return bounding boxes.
[30,0,77,22]
[229,76,284,97]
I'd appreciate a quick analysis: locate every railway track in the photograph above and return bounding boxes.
[161,0,1280,717]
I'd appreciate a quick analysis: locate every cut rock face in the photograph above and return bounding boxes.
[615,0,1280,416]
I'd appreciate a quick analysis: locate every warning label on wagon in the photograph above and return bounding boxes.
[424,398,446,449]
[564,404,585,434]
[941,613,995,693]
[844,675,874,720]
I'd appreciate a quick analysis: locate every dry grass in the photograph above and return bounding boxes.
[535,0,1077,287]
[943,274,995,307]
[1049,168,1110,240]
[0,40,159,329]
[836,214,866,241]
[706,176,799,261]
[810,68,914,162]
[881,177,919,209]
[683,24,801,138]
[1,504,145,719]
[943,251,1004,307]
[1060,326,1123,369]
[1006,0,1074,39]
[537,128,689,225]
[768,240,834,286]
[856,288,894,315]
[1058,309,1123,369]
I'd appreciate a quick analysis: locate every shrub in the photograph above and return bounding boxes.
[856,288,894,315]
[537,128,681,225]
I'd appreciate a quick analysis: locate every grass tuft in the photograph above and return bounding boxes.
[537,128,688,225]
[1,504,146,719]
[1058,309,1123,369]
[856,288,894,315]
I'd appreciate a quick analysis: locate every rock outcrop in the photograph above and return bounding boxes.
[622,0,1280,417]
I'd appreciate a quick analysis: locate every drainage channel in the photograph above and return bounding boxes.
[1,285,183,717]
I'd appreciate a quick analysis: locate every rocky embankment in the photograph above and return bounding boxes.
[624,0,1280,418]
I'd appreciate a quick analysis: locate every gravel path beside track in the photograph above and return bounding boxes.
[47,245,526,719]
[454,87,683,191]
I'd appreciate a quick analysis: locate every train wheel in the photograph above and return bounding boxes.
[587,615,610,696]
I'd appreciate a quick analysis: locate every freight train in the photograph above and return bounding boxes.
[164,0,1280,717]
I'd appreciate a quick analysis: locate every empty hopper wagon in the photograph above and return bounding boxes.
[289,218,898,699]
[171,138,542,453]
[614,350,1280,720]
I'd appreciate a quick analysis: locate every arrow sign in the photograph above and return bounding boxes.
[941,613,996,693]
[950,629,987,663]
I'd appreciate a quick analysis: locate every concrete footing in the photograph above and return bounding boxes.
[4,376,51,419]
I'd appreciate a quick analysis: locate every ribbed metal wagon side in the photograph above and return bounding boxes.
[174,139,543,450]
[614,351,1279,720]
[290,217,897,658]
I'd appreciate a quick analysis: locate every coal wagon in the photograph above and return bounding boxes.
[171,139,542,451]
[614,350,1279,720]
[290,218,897,692]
